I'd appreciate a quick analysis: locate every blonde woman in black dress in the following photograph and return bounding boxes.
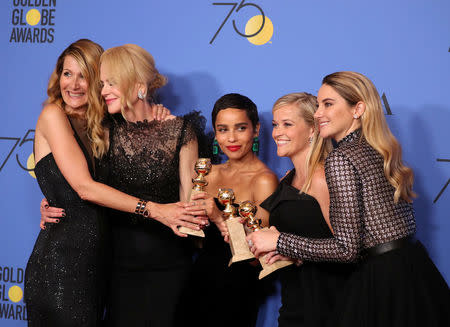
[27,41,205,327]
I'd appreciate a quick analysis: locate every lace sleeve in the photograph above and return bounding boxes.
[276,151,364,262]
[180,111,213,159]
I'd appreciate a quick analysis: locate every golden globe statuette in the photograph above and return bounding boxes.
[178,158,212,237]
[217,189,255,265]
[239,201,293,279]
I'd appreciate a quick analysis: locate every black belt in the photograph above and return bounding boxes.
[365,236,412,256]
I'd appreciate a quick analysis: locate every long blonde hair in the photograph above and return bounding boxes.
[322,71,415,202]
[273,93,332,193]
[99,44,167,120]
[46,39,107,158]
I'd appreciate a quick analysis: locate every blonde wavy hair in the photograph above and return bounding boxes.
[322,71,415,202]
[273,93,332,193]
[46,39,107,158]
[99,44,167,120]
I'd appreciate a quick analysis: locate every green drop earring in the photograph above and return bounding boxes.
[213,139,219,155]
[252,136,259,155]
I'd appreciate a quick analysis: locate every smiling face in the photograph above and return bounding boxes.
[315,84,361,141]
[100,63,124,114]
[214,108,259,160]
[272,104,314,159]
[59,55,89,111]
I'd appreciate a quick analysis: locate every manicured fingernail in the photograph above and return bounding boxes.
[56,219,60,223]
[44,205,49,209]
[62,213,66,217]
[62,209,65,213]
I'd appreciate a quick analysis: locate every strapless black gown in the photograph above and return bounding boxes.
[24,120,106,326]
[180,222,263,327]
[261,170,352,327]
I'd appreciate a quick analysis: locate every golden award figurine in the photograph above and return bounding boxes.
[178,158,212,237]
[239,201,293,279]
[217,189,255,265]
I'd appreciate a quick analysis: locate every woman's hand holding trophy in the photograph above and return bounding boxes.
[178,158,212,237]
[217,188,255,265]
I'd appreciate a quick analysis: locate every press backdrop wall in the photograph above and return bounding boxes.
[1,0,449,325]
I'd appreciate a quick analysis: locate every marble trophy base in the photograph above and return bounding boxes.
[226,217,255,266]
[178,188,205,237]
[257,228,293,279]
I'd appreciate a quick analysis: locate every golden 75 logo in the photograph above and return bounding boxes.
[210,1,273,45]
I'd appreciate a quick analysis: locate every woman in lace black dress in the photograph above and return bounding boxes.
[255,92,352,327]
[248,72,449,326]
[98,44,208,327]
[25,40,205,327]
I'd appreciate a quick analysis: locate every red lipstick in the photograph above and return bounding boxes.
[226,145,241,152]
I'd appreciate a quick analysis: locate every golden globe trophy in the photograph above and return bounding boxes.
[178,158,212,237]
[217,188,255,265]
[239,201,293,279]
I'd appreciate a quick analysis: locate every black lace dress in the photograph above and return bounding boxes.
[260,170,352,327]
[100,114,198,327]
[277,130,450,327]
[25,118,106,327]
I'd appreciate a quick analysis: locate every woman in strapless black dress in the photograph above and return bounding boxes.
[182,93,279,327]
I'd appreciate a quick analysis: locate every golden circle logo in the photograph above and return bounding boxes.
[10,2,56,43]
[27,153,36,178]
[26,9,41,26]
[245,15,273,45]
[8,285,23,303]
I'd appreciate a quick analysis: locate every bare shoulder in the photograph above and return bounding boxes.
[252,168,278,189]
[312,166,327,188]
[310,166,329,199]
[251,167,278,203]
[37,104,69,130]
[39,104,65,120]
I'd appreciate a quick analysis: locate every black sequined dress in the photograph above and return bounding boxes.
[260,169,352,327]
[100,114,198,327]
[25,119,105,327]
[276,130,450,326]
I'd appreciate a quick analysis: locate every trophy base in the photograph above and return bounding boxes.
[226,218,255,265]
[178,226,205,238]
[258,255,293,279]
[228,253,256,267]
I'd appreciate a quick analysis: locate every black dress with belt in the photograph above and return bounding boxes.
[260,169,352,327]
[277,130,450,327]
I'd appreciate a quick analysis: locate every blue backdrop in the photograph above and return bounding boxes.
[1,0,449,325]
